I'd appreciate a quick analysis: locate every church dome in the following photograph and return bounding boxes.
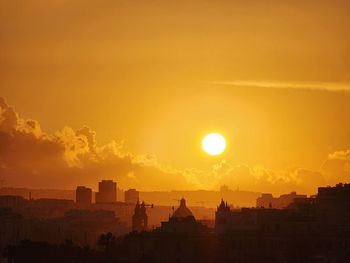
[172,198,193,218]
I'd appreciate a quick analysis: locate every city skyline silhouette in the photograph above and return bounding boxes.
[1,1,350,262]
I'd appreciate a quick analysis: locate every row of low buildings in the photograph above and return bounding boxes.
[0,179,140,257]
[0,180,139,209]
[0,180,141,224]
[256,191,308,209]
[124,183,350,263]
[2,182,350,262]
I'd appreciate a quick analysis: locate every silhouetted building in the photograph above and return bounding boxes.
[317,182,350,204]
[215,199,233,234]
[3,183,350,262]
[75,186,92,205]
[124,198,213,262]
[0,195,26,208]
[95,180,117,204]
[60,209,128,246]
[124,188,139,204]
[316,182,350,224]
[256,191,307,209]
[160,198,209,234]
[23,198,75,218]
[172,198,193,218]
[132,200,148,232]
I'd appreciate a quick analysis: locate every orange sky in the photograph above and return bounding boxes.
[1,0,350,194]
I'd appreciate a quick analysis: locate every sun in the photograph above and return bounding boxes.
[201,133,226,156]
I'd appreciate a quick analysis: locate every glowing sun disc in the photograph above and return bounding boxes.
[202,133,226,156]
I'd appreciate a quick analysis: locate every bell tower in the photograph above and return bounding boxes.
[132,200,148,232]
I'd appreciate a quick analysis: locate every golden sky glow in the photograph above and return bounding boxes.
[0,1,350,194]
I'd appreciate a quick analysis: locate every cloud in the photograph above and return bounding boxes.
[0,97,192,191]
[211,81,350,91]
[206,160,324,195]
[322,149,350,183]
[170,158,326,195]
[0,97,339,194]
[328,149,350,161]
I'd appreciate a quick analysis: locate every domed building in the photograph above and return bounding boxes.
[159,198,208,233]
[125,198,214,262]
[172,198,194,219]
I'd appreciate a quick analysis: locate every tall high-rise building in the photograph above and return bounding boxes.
[125,189,139,204]
[95,180,117,203]
[76,186,92,205]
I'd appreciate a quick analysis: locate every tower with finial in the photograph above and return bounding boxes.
[132,200,148,232]
[215,199,231,234]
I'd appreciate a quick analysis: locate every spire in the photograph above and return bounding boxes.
[180,198,186,207]
[134,199,140,214]
[218,199,230,212]
[140,201,146,214]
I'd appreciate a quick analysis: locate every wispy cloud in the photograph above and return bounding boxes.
[211,81,350,91]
